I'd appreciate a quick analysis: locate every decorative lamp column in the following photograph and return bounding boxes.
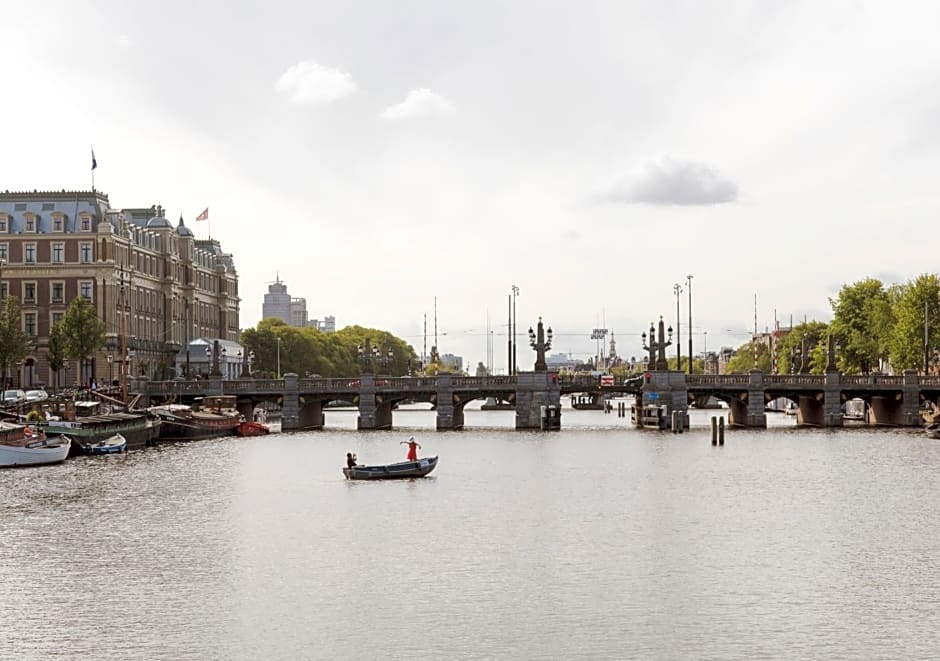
[641,316,673,371]
[527,317,553,372]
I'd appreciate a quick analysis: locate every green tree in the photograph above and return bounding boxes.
[724,340,772,373]
[888,273,940,371]
[829,278,894,373]
[0,296,34,387]
[60,297,106,386]
[47,321,68,393]
[774,321,830,374]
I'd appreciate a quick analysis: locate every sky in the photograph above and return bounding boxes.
[3,0,940,372]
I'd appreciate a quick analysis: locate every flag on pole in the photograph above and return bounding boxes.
[91,148,97,171]
[196,208,209,221]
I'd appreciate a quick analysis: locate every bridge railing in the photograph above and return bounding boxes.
[764,375,824,386]
[688,375,749,386]
[840,375,904,386]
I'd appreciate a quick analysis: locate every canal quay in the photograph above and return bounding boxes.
[2,406,939,660]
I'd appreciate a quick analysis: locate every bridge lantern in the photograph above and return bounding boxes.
[644,372,651,384]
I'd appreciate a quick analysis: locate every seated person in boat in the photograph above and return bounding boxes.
[346,452,358,468]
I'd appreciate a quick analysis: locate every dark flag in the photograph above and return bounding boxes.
[91,148,97,171]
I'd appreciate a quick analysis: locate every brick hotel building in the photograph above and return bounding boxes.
[0,190,240,387]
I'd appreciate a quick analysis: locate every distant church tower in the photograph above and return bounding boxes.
[608,332,618,366]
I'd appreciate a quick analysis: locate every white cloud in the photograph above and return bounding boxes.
[274,61,356,105]
[116,35,135,49]
[596,157,739,206]
[379,88,456,120]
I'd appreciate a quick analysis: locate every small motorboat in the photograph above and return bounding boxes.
[925,423,940,439]
[81,433,127,455]
[0,431,71,468]
[343,456,438,480]
[236,420,271,437]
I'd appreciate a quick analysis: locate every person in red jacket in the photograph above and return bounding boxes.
[400,436,421,462]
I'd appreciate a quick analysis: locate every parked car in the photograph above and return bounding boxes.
[2,389,26,406]
[25,389,48,403]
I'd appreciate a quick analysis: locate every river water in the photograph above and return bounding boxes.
[2,403,939,660]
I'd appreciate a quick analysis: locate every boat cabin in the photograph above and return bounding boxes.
[631,403,669,430]
[198,395,238,413]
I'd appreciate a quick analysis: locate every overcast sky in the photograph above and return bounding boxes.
[3,0,940,371]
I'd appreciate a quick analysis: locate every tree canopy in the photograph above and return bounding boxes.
[0,297,34,386]
[240,319,418,378]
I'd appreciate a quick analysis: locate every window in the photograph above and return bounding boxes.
[81,217,91,231]
[0,244,8,262]
[0,283,6,300]
[24,313,36,337]
[52,243,64,264]
[51,282,64,304]
[0,220,6,233]
[24,243,36,264]
[79,281,93,300]
[23,282,36,304]
[53,217,63,232]
[51,312,64,326]
[80,242,92,264]
[25,218,35,233]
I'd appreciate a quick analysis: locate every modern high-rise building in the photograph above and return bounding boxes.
[0,190,240,387]
[262,276,335,331]
[262,276,290,323]
[290,298,309,327]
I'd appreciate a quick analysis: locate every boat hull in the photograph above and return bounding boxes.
[155,417,241,442]
[46,415,161,454]
[0,437,71,467]
[236,421,270,437]
[343,456,438,480]
[83,434,127,455]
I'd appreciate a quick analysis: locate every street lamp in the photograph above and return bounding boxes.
[673,283,683,370]
[686,274,693,374]
[511,285,519,375]
[107,354,113,386]
[276,336,282,379]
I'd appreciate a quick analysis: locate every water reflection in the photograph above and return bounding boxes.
[2,410,940,659]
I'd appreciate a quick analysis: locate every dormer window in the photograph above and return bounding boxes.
[25,218,35,233]
[52,213,64,233]
[0,219,6,233]
[79,213,92,232]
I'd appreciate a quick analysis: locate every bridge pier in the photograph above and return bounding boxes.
[357,375,394,430]
[640,371,689,429]
[515,372,561,430]
[434,375,465,430]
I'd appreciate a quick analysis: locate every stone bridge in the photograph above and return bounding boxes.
[136,369,940,431]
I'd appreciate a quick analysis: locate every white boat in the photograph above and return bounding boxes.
[0,431,71,467]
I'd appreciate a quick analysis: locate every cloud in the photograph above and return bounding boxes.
[379,88,456,120]
[116,35,135,49]
[274,61,356,105]
[595,157,739,206]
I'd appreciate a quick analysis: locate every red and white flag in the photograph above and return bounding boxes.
[196,208,209,221]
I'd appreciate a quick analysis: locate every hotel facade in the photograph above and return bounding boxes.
[0,190,240,388]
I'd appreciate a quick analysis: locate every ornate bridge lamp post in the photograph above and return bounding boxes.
[378,340,394,374]
[641,316,672,371]
[527,317,553,371]
[357,338,378,374]
[239,349,255,378]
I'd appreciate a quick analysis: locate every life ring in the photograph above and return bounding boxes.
[24,426,35,438]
